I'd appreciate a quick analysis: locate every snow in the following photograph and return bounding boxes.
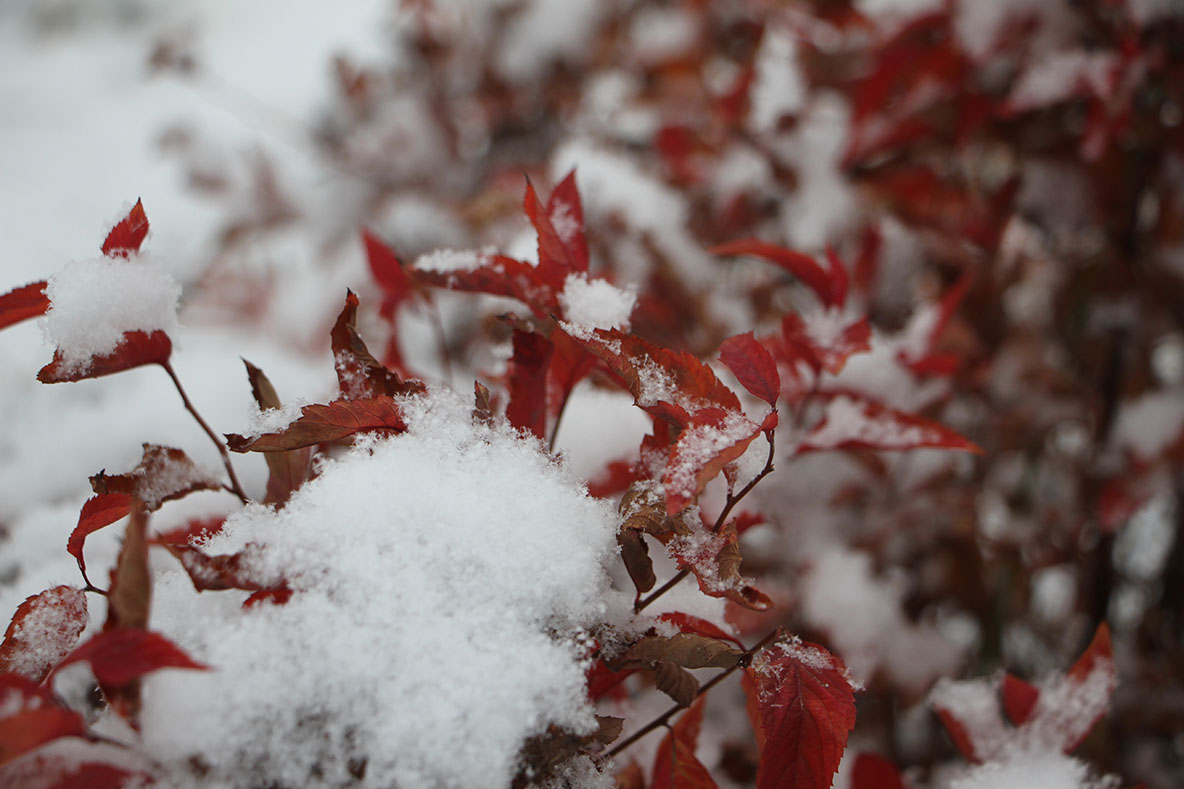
[1112,390,1184,460]
[41,255,181,375]
[413,247,494,274]
[1009,51,1117,112]
[142,389,621,787]
[496,0,603,83]
[1,587,85,681]
[559,274,636,331]
[748,27,806,133]
[950,749,1118,789]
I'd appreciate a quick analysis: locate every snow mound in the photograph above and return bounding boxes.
[142,390,620,788]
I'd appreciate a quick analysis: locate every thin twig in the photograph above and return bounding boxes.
[634,429,777,614]
[426,299,455,386]
[161,361,249,504]
[605,629,781,759]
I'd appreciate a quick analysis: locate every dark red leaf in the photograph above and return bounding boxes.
[164,545,265,593]
[663,408,763,514]
[506,328,553,440]
[652,696,717,789]
[38,330,172,383]
[778,313,871,376]
[712,240,835,307]
[719,333,781,407]
[45,762,155,789]
[850,753,905,789]
[90,444,222,511]
[101,199,149,258]
[362,229,414,320]
[658,612,745,649]
[1060,623,1116,753]
[824,247,850,309]
[1002,673,1040,726]
[227,396,409,452]
[151,516,226,547]
[330,290,424,400]
[0,281,49,331]
[619,529,656,598]
[744,637,857,789]
[411,252,558,318]
[0,587,88,684]
[56,628,206,688]
[524,171,589,289]
[586,659,637,702]
[242,586,294,608]
[0,673,88,767]
[67,494,133,586]
[798,395,981,454]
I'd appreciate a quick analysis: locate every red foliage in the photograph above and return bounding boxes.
[0,280,49,330]
[100,199,150,258]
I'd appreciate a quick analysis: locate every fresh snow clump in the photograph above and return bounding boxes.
[42,256,181,375]
[559,274,636,330]
[142,390,620,788]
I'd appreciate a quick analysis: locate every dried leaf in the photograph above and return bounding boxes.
[90,444,222,511]
[623,633,743,669]
[163,545,265,593]
[473,381,494,426]
[619,529,656,597]
[0,280,49,331]
[105,501,150,631]
[243,360,312,507]
[744,637,857,789]
[0,587,88,683]
[227,396,409,452]
[101,199,149,258]
[654,661,699,707]
[718,332,781,407]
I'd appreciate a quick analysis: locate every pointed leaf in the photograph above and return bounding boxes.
[712,240,835,307]
[0,674,88,767]
[90,444,222,510]
[164,545,265,593]
[105,501,150,631]
[38,330,172,383]
[242,586,294,608]
[67,494,133,586]
[657,613,745,649]
[411,252,559,318]
[0,587,88,683]
[362,229,414,319]
[101,199,149,258]
[1002,673,1040,726]
[243,360,313,506]
[330,290,423,400]
[779,313,871,375]
[56,628,207,687]
[824,247,850,309]
[525,170,589,287]
[799,395,981,454]
[744,637,857,789]
[719,332,781,407]
[0,281,49,331]
[663,408,763,515]
[506,328,552,440]
[151,516,225,547]
[227,396,409,452]
[654,661,700,708]
[619,529,656,597]
[652,696,717,789]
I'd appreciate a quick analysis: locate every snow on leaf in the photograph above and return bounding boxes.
[930,675,1006,763]
[100,199,149,258]
[67,494,133,586]
[0,673,88,767]
[89,444,222,511]
[151,516,226,547]
[0,587,88,684]
[673,521,773,612]
[663,408,763,515]
[525,170,589,286]
[56,628,207,688]
[412,251,558,318]
[779,312,871,375]
[798,395,981,454]
[712,239,836,307]
[37,329,172,383]
[226,396,410,452]
[719,332,781,407]
[163,544,266,593]
[330,290,424,400]
[744,636,857,789]
[652,696,717,789]
[0,280,49,331]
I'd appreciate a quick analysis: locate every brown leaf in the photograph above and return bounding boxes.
[243,360,312,507]
[619,529,656,597]
[654,661,700,707]
[90,444,222,510]
[227,396,409,452]
[106,501,150,631]
[623,633,743,669]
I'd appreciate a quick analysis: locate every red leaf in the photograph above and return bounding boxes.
[330,291,424,400]
[411,252,558,318]
[226,396,409,452]
[1002,673,1040,726]
[712,240,835,307]
[243,586,294,608]
[744,637,857,789]
[0,587,88,684]
[164,545,265,593]
[824,247,850,309]
[525,171,589,289]
[151,516,226,547]
[0,673,88,767]
[506,329,553,440]
[778,313,871,376]
[658,612,745,649]
[67,494,133,586]
[798,395,981,454]
[38,330,172,383]
[101,199,149,258]
[362,229,414,320]
[586,660,636,702]
[663,408,763,514]
[719,333,781,407]
[850,753,905,789]
[652,696,717,789]
[56,628,207,687]
[0,281,49,331]
[44,762,154,789]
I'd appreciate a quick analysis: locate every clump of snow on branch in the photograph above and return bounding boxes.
[142,390,621,788]
[559,274,636,330]
[41,256,180,374]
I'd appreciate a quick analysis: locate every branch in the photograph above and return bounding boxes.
[162,361,249,504]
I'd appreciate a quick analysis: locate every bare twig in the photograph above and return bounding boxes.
[161,361,249,504]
